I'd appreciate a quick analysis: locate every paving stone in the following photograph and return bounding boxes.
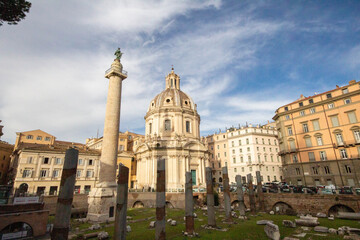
[328,228,337,234]
[269,211,275,215]
[316,213,327,218]
[97,231,109,240]
[170,220,177,226]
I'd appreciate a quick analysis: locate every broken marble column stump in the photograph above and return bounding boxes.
[185,172,195,234]
[206,167,216,227]
[114,164,129,240]
[247,173,256,214]
[235,175,246,217]
[156,159,166,240]
[256,171,265,212]
[222,166,232,222]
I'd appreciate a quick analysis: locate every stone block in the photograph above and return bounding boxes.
[269,211,275,215]
[167,218,172,223]
[282,220,296,228]
[283,238,299,240]
[314,226,329,233]
[97,231,109,240]
[328,216,334,221]
[264,222,280,240]
[171,220,177,226]
[126,225,131,232]
[293,233,306,238]
[149,221,156,228]
[338,212,360,220]
[316,213,327,218]
[295,219,319,227]
[257,220,273,225]
[89,224,101,230]
[328,228,337,234]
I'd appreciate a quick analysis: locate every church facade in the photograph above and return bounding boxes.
[134,69,208,191]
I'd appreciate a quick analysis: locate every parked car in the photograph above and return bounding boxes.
[320,188,334,195]
[339,186,353,195]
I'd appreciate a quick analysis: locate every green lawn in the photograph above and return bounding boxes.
[69,208,360,239]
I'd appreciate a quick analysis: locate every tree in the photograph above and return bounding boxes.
[0,0,32,26]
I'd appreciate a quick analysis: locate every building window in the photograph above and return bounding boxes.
[119,145,124,151]
[305,137,312,147]
[86,170,94,178]
[271,156,274,162]
[186,121,191,133]
[303,123,309,133]
[320,151,327,161]
[217,153,220,158]
[43,157,49,164]
[27,157,33,164]
[310,108,316,114]
[295,168,300,175]
[249,167,252,171]
[232,141,234,147]
[274,140,277,145]
[224,152,227,157]
[347,112,357,124]
[242,167,244,172]
[55,158,61,164]
[248,156,251,163]
[312,120,320,131]
[45,137,51,141]
[53,169,60,178]
[22,169,32,178]
[289,140,296,150]
[37,136,42,140]
[26,135,33,139]
[268,139,271,145]
[317,136,323,146]
[40,169,47,178]
[312,167,318,175]
[240,156,244,163]
[246,138,249,144]
[300,111,305,116]
[218,162,221,168]
[344,98,351,104]
[217,145,219,149]
[78,159,83,165]
[309,99,314,104]
[76,170,82,178]
[340,149,348,159]
[324,166,331,174]
[330,116,339,127]
[335,133,344,145]
[264,155,267,162]
[308,152,315,162]
[345,164,352,173]
[239,140,241,145]
[149,123,152,134]
[255,138,258,144]
[164,119,171,131]
[262,138,265,144]
[240,148,242,153]
[232,149,235,154]
[88,159,93,165]
[233,157,236,164]
[354,130,360,143]
[299,102,303,107]
[247,147,250,152]
[343,88,349,94]
[270,147,272,152]
[285,115,290,120]
[287,127,293,136]
[328,103,335,109]
[292,154,298,163]
[225,162,228,166]
[326,93,332,99]
[284,107,288,111]
[258,155,261,163]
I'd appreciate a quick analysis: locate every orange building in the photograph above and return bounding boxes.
[273,80,360,187]
[0,141,13,184]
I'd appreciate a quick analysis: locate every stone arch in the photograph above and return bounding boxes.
[166,201,174,209]
[328,204,355,217]
[1,222,33,238]
[272,201,294,215]
[132,201,145,208]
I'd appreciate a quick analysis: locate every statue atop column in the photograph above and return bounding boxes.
[114,48,123,60]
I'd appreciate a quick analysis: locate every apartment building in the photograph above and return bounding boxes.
[227,124,282,184]
[273,80,360,187]
[0,141,13,184]
[204,124,282,184]
[10,130,100,195]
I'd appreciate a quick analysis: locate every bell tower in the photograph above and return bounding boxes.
[165,67,180,90]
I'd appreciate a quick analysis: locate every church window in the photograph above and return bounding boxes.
[164,120,171,131]
[185,100,188,105]
[166,99,170,103]
[186,121,191,133]
[175,79,177,87]
[149,123,152,134]
[171,79,173,87]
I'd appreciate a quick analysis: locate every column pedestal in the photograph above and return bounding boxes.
[87,183,117,222]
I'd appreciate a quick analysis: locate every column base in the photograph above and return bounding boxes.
[87,185,117,222]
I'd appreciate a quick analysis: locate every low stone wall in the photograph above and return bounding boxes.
[128,192,185,209]
[43,194,88,215]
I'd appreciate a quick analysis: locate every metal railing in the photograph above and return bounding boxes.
[105,67,128,76]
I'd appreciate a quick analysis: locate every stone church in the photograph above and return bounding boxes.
[134,69,208,191]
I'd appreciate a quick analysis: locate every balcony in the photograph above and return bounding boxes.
[105,66,128,76]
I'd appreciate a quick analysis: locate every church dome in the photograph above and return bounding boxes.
[147,68,196,113]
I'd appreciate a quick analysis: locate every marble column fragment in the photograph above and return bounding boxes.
[114,164,129,240]
[256,171,265,212]
[156,159,166,240]
[222,166,232,222]
[185,172,194,234]
[247,173,256,214]
[51,148,78,240]
[205,167,216,227]
[235,175,246,217]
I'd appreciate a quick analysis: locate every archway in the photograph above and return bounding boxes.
[18,183,28,196]
[328,204,355,217]
[272,202,294,215]
[0,222,33,239]
[132,201,144,208]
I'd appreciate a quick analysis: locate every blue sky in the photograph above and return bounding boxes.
[0,0,359,144]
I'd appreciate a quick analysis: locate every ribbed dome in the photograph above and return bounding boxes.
[148,88,195,112]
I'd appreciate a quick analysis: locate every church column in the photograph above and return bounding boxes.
[175,156,179,189]
[152,156,155,189]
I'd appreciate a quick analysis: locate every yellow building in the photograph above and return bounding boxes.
[273,80,360,187]
[0,141,13,184]
[10,130,101,195]
[86,131,144,188]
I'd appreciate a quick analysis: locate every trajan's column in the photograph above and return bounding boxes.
[87,48,127,222]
